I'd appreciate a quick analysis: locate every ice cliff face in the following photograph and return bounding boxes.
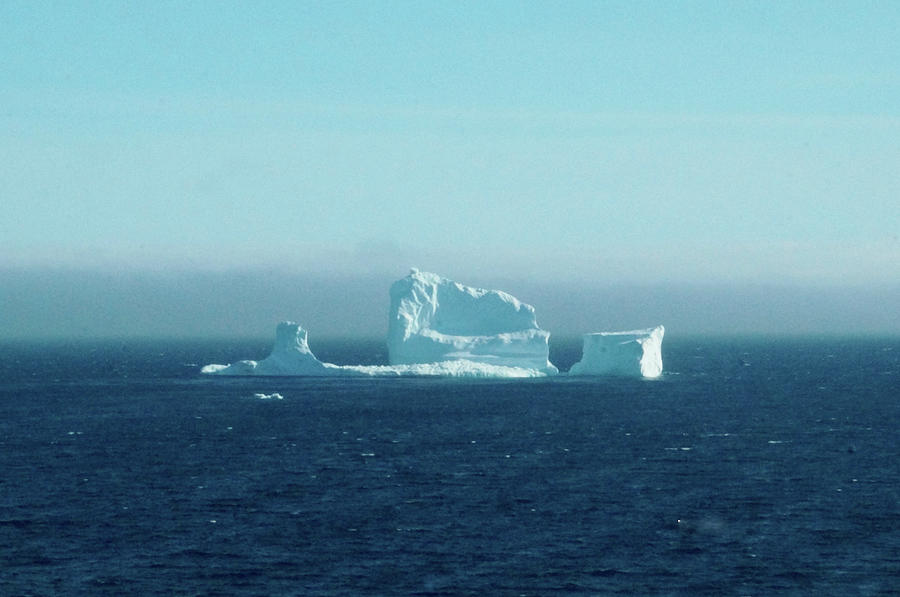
[569,326,665,378]
[387,269,558,375]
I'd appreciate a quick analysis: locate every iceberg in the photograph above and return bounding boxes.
[200,270,665,379]
[388,269,558,375]
[568,326,665,378]
[201,322,333,376]
[202,271,558,377]
[202,318,554,379]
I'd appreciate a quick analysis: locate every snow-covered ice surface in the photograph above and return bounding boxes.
[569,326,665,378]
[387,269,558,375]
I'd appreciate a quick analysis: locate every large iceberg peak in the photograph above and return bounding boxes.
[387,269,557,374]
[389,270,538,339]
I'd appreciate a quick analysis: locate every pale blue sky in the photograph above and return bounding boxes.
[2,1,899,291]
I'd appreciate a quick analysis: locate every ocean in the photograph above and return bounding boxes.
[1,336,898,595]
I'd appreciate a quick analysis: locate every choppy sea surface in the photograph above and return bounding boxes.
[1,336,898,596]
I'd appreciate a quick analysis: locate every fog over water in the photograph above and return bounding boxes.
[3,5,899,341]
[2,267,897,340]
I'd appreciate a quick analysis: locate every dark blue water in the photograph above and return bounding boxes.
[1,336,898,595]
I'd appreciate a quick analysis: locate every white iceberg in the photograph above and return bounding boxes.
[201,322,333,376]
[388,269,558,375]
[201,270,665,379]
[202,321,553,378]
[568,326,665,378]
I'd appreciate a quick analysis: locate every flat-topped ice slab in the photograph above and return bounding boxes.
[568,326,665,378]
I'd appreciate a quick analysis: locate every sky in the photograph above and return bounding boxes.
[1,1,898,338]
